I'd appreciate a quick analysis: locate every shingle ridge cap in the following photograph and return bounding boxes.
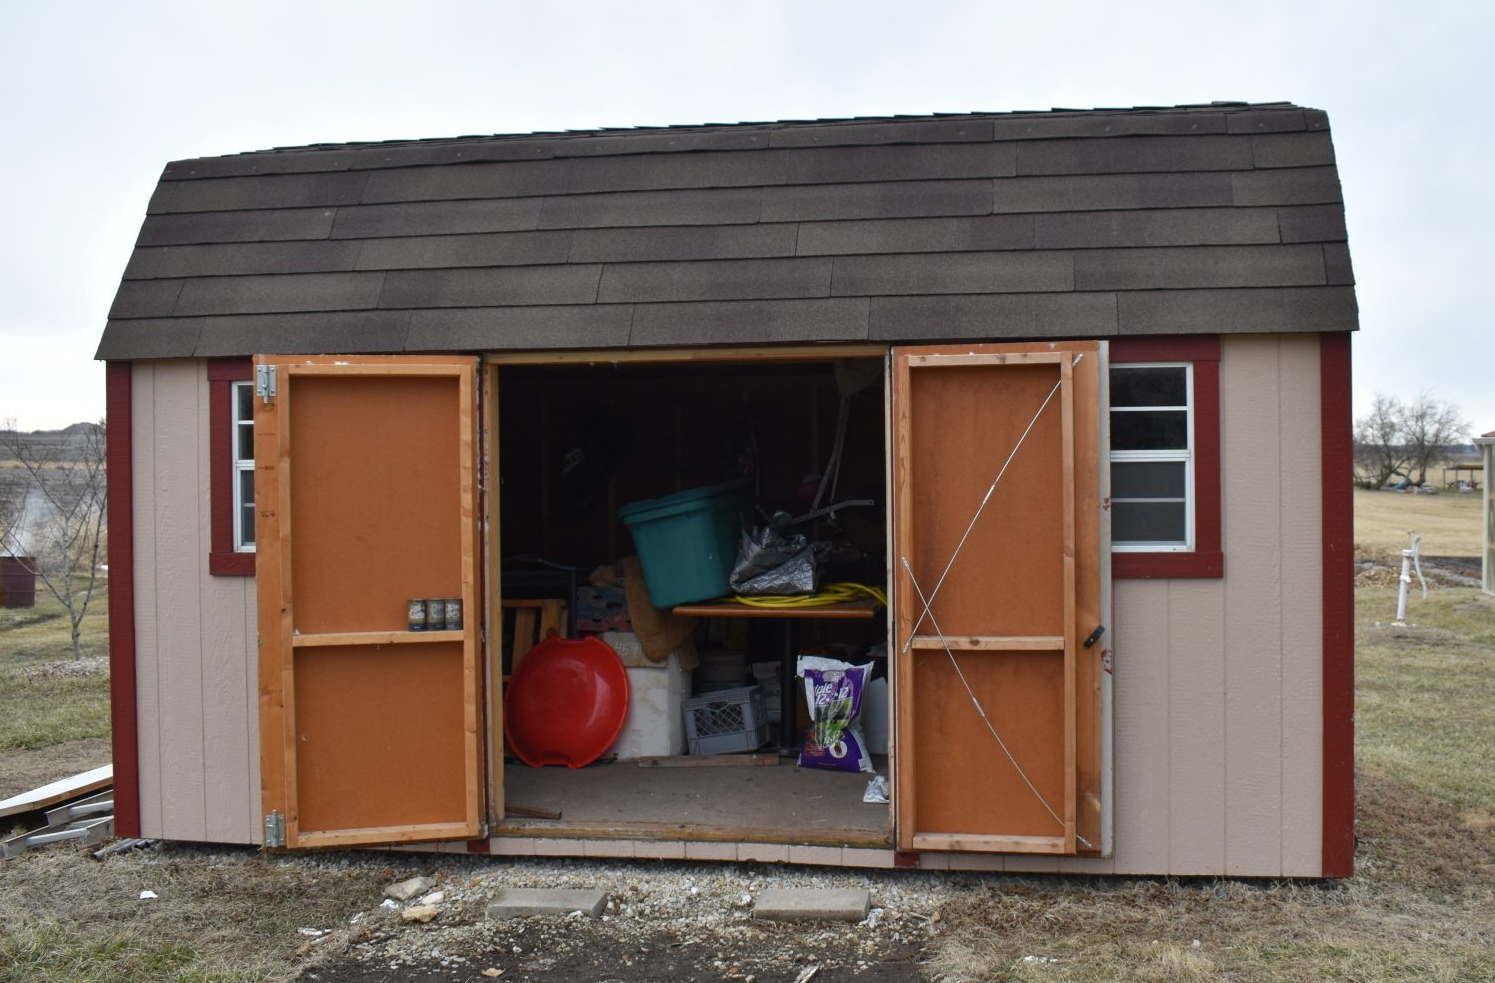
[179,101,1311,162]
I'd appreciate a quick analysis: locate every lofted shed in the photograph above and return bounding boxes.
[1480,431,1495,596]
[97,102,1357,876]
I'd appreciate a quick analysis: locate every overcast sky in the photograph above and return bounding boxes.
[2,0,1489,436]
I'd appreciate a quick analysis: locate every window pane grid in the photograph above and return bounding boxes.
[231,381,256,552]
[1110,362,1193,552]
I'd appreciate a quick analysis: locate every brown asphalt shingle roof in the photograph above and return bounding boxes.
[96,103,1358,361]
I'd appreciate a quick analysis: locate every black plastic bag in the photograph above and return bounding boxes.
[730,512,822,595]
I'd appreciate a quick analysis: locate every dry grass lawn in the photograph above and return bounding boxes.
[1353,484,1484,556]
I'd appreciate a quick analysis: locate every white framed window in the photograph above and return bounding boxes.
[1109,362,1193,551]
[232,380,256,552]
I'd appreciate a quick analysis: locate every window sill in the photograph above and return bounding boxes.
[1112,550,1223,579]
[209,550,255,577]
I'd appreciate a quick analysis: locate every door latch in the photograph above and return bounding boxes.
[255,364,277,403]
[263,809,286,848]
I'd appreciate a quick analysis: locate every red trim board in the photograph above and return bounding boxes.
[1110,337,1223,579]
[1319,332,1355,877]
[208,359,254,576]
[105,361,140,839]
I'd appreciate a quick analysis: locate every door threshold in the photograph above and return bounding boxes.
[494,819,893,849]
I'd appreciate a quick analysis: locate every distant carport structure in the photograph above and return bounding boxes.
[1479,431,1495,595]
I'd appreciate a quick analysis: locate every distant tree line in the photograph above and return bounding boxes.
[1353,393,1471,490]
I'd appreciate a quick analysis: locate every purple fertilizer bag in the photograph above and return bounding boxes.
[796,656,874,773]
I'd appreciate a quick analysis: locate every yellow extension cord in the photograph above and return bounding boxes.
[729,582,888,609]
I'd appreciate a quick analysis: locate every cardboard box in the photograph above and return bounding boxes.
[575,586,631,632]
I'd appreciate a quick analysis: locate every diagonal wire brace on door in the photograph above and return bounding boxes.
[901,354,1080,653]
[901,557,1089,848]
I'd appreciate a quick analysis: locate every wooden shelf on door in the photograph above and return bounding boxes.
[290,629,464,648]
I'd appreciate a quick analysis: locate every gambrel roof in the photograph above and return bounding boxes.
[96,102,1356,360]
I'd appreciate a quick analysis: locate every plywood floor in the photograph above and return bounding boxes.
[500,756,892,845]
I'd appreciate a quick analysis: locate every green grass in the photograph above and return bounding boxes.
[0,673,111,750]
[0,586,111,750]
[0,922,253,983]
[0,581,110,666]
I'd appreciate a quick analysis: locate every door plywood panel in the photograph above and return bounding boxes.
[293,643,468,832]
[894,342,1101,856]
[904,364,1067,638]
[910,650,1067,836]
[257,356,482,849]
[288,375,463,635]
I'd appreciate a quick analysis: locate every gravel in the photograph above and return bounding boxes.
[283,851,954,981]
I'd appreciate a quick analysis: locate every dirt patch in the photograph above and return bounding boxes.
[307,921,926,983]
[303,857,939,983]
[0,610,62,630]
[1353,544,1481,590]
[0,736,111,802]
[17,656,108,679]
[5,771,1494,983]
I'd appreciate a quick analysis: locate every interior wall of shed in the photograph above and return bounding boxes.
[495,359,887,568]
[491,356,892,843]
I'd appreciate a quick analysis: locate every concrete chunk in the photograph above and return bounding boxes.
[486,888,608,920]
[753,888,871,922]
[384,876,436,901]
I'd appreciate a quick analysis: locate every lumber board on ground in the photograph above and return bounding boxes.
[0,765,113,820]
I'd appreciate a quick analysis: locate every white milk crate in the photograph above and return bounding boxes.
[682,684,770,755]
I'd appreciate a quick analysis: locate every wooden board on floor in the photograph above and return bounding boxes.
[638,755,779,768]
[501,757,891,841]
[0,765,113,820]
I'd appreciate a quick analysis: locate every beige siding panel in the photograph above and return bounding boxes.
[150,361,209,840]
[1165,578,1227,873]
[1276,336,1324,875]
[194,363,258,845]
[243,583,262,839]
[1221,336,1286,875]
[1106,578,1172,874]
[131,363,163,837]
[130,360,260,845]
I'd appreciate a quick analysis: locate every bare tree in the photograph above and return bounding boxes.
[0,418,108,659]
[1352,393,1471,489]
[1353,394,1414,489]
[1401,392,1471,485]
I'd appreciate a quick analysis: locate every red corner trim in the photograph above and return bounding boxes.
[1110,337,1223,579]
[1319,332,1355,877]
[106,362,140,839]
[209,359,255,576]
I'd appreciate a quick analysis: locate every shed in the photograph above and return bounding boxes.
[1479,431,1495,595]
[96,103,1357,877]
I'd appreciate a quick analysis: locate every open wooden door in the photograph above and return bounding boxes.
[256,355,484,849]
[892,342,1104,855]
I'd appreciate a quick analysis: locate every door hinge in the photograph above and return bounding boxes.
[264,809,286,848]
[255,364,278,403]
